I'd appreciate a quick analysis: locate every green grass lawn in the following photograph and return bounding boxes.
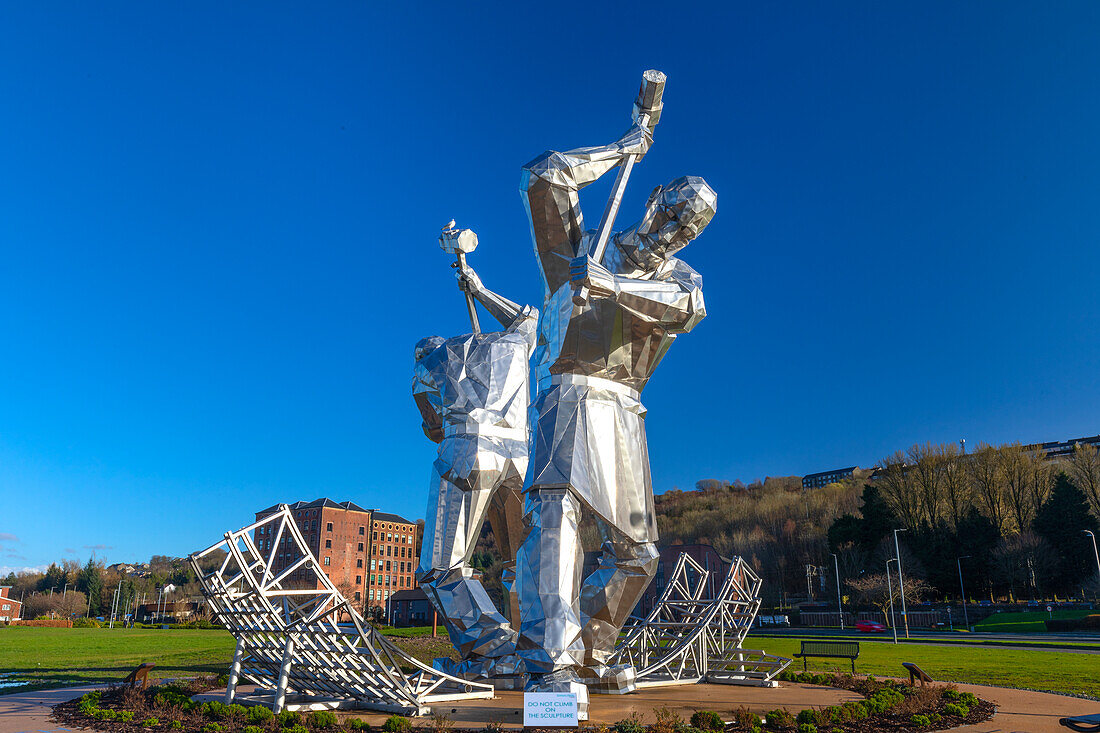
[0,627,236,694]
[0,625,452,695]
[750,633,1100,698]
[970,609,1094,633]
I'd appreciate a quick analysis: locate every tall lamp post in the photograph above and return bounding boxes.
[1085,531,1100,597]
[956,555,972,630]
[893,528,909,638]
[885,558,899,644]
[831,553,844,630]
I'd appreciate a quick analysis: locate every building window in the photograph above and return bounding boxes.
[369,589,375,600]
[324,557,331,566]
[386,560,391,572]
[370,559,376,570]
[358,543,364,552]
[359,526,365,535]
[372,531,378,540]
[356,575,362,584]
[387,533,393,542]
[357,559,363,568]
[387,546,392,557]
[355,591,361,601]
[327,522,333,531]
[325,540,332,548]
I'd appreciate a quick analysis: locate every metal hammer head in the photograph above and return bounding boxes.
[439,227,478,255]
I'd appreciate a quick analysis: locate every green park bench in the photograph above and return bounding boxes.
[793,640,859,674]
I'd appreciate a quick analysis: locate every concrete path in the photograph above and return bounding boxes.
[0,685,102,733]
[951,682,1099,733]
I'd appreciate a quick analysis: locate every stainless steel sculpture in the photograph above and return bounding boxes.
[516,69,716,698]
[610,553,791,691]
[189,507,494,714]
[413,225,537,682]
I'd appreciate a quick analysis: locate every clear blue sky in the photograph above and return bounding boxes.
[3,3,1099,573]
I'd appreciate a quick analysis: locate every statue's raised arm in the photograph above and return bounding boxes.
[520,124,652,295]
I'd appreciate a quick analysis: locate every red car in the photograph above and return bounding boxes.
[855,620,886,633]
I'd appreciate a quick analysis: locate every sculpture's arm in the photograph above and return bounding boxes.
[571,257,706,333]
[456,265,524,328]
[412,364,444,443]
[521,124,651,293]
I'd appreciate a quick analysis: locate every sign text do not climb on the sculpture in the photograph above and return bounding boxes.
[523,692,579,727]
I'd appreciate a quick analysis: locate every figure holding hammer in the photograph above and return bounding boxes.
[412,225,537,681]
[516,70,717,698]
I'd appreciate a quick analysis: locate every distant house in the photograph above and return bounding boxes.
[802,467,858,490]
[389,588,433,627]
[135,601,200,624]
[0,586,23,622]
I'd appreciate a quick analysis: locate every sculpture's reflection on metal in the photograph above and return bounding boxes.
[414,227,537,681]
[610,553,791,691]
[516,69,717,696]
[188,507,494,715]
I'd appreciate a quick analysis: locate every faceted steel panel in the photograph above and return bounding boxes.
[189,508,494,714]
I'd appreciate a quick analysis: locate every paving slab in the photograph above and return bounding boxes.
[0,685,102,733]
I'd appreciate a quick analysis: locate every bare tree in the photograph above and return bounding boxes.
[941,444,972,529]
[908,443,949,527]
[1026,449,1052,524]
[1068,442,1100,519]
[999,443,1032,533]
[845,573,932,627]
[876,451,921,527]
[970,443,1008,534]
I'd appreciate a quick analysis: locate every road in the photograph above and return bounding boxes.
[752,626,1100,652]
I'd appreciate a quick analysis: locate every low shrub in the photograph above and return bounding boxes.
[614,714,645,733]
[216,674,230,687]
[286,726,310,733]
[765,709,795,727]
[381,715,411,733]
[201,725,225,733]
[652,706,681,733]
[840,701,867,720]
[798,724,817,733]
[347,718,370,731]
[141,717,160,727]
[119,711,136,722]
[243,727,265,733]
[689,711,723,732]
[943,703,970,717]
[910,714,931,727]
[201,701,231,720]
[730,707,758,729]
[796,709,817,725]
[308,711,339,729]
[247,706,274,724]
[169,722,183,730]
[72,617,101,628]
[277,710,303,728]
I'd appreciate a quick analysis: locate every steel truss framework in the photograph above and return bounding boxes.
[189,506,494,714]
[610,553,791,689]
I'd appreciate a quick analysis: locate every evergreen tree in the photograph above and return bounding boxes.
[38,563,64,592]
[77,559,104,616]
[955,508,1000,599]
[1034,473,1100,594]
[857,483,897,555]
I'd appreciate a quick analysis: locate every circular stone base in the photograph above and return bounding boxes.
[423,682,863,727]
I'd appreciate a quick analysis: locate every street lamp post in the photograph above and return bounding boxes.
[894,528,909,638]
[1085,531,1100,597]
[957,555,972,630]
[886,558,899,644]
[831,553,844,630]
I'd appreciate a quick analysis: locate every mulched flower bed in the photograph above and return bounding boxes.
[54,671,995,733]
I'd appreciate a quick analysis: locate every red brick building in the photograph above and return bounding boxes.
[0,586,23,622]
[255,499,419,616]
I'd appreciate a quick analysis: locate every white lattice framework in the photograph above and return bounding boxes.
[189,506,494,714]
[612,553,790,688]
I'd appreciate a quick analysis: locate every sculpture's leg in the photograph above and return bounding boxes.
[515,487,586,677]
[488,442,525,625]
[415,440,519,674]
[579,518,659,689]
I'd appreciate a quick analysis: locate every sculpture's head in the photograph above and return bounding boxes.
[636,176,717,258]
[414,336,445,362]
